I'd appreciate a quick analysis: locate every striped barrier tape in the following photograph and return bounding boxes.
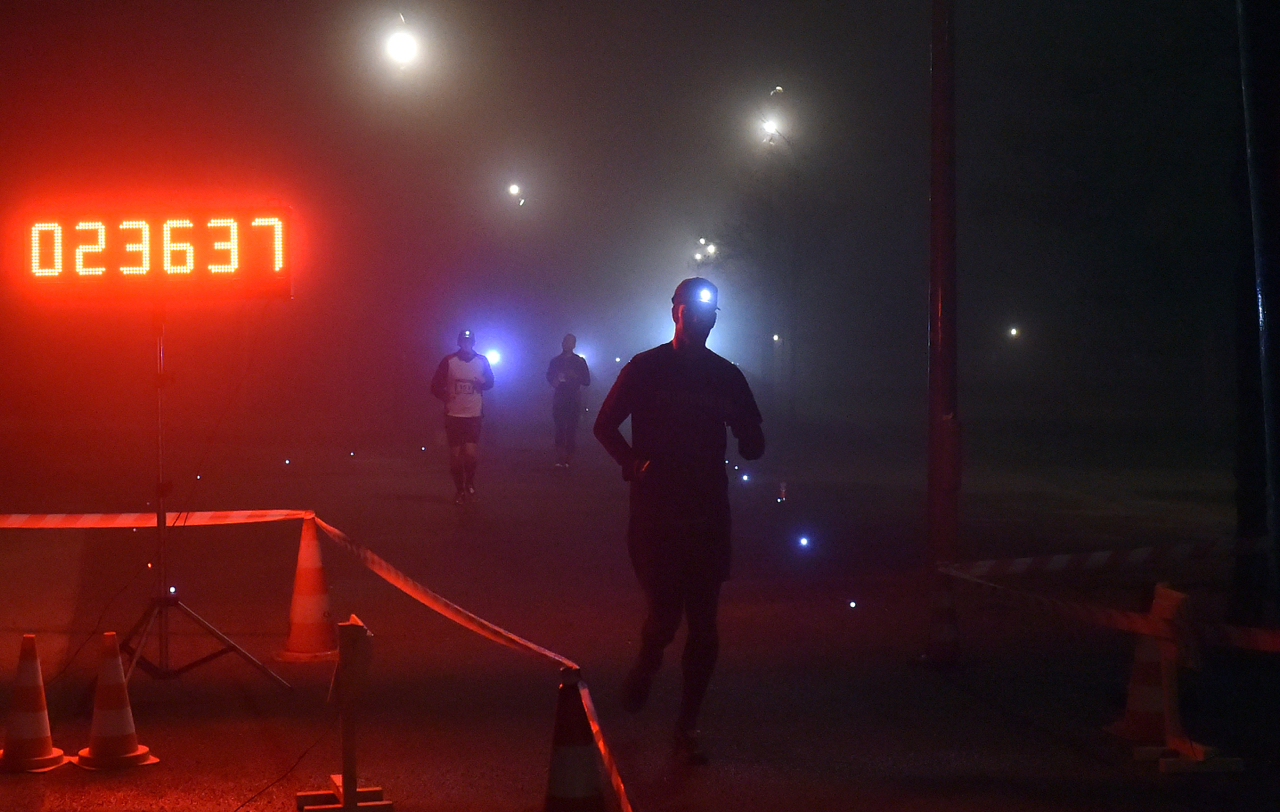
[939,566,1280,653]
[311,517,638,809]
[579,681,635,812]
[310,517,579,670]
[0,510,310,530]
[949,538,1250,579]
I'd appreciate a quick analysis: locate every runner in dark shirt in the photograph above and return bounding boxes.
[546,333,591,468]
[594,277,764,764]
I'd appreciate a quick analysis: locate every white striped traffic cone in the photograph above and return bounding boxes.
[278,516,338,662]
[72,632,158,769]
[0,635,67,772]
[1105,635,1165,745]
[545,670,605,812]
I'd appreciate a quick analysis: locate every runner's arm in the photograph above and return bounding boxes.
[594,364,643,477]
[430,356,451,402]
[728,368,765,460]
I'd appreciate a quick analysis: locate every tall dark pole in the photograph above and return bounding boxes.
[1236,0,1280,619]
[928,0,960,568]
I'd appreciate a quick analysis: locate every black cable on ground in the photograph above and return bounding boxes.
[44,558,151,686]
[228,712,339,812]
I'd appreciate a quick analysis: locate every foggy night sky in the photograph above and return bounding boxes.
[0,1,1248,471]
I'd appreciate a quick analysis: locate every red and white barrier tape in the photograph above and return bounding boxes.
[940,566,1280,653]
[949,538,1248,579]
[579,682,635,812]
[311,517,578,670]
[312,518,635,809]
[0,510,310,530]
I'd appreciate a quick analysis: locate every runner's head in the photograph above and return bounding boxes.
[458,329,476,353]
[671,277,718,343]
[562,333,576,353]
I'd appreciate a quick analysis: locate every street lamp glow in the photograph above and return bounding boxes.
[485,350,501,365]
[763,119,779,135]
[385,30,419,66]
[508,184,520,196]
[1009,326,1019,337]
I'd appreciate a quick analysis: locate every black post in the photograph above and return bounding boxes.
[928,0,960,568]
[154,306,171,669]
[1236,0,1280,619]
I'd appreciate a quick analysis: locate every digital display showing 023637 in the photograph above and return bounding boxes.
[22,209,292,299]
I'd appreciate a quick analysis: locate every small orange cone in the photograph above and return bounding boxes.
[0,635,67,772]
[1105,635,1165,745]
[545,669,605,812]
[278,516,338,662]
[72,632,158,769]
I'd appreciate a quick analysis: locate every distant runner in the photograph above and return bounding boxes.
[594,277,764,765]
[431,329,495,505]
[546,333,591,468]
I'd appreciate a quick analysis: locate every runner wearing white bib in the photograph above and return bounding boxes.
[431,329,495,504]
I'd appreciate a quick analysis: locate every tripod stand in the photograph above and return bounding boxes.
[118,308,289,689]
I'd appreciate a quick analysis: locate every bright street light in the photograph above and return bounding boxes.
[508,184,520,196]
[385,29,419,67]
[763,119,780,136]
[485,350,501,365]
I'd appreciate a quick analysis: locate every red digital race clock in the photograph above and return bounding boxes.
[18,209,292,299]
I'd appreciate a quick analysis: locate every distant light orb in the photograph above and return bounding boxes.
[763,119,779,135]
[615,357,621,363]
[285,459,290,465]
[485,350,501,364]
[699,238,707,245]
[799,537,809,547]
[706,244,716,255]
[694,252,704,261]
[849,600,856,608]
[772,334,780,342]
[385,30,419,66]
[1008,326,1019,337]
[508,184,520,196]
[742,474,750,481]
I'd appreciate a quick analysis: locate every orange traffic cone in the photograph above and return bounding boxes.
[1105,635,1165,745]
[278,516,338,662]
[72,632,157,769]
[0,635,67,772]
[545,669,605,812]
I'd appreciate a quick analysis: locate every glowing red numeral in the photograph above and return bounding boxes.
[163,219,194,274]
[208,218,238,274]
[251,217,284,272]
[30,223,62,277]
[74,222,106,276]
[120,220,150,275]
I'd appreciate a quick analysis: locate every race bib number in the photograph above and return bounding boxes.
[453,380,476,395]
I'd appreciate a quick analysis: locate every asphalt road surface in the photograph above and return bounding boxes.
[1,420,1276,811]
